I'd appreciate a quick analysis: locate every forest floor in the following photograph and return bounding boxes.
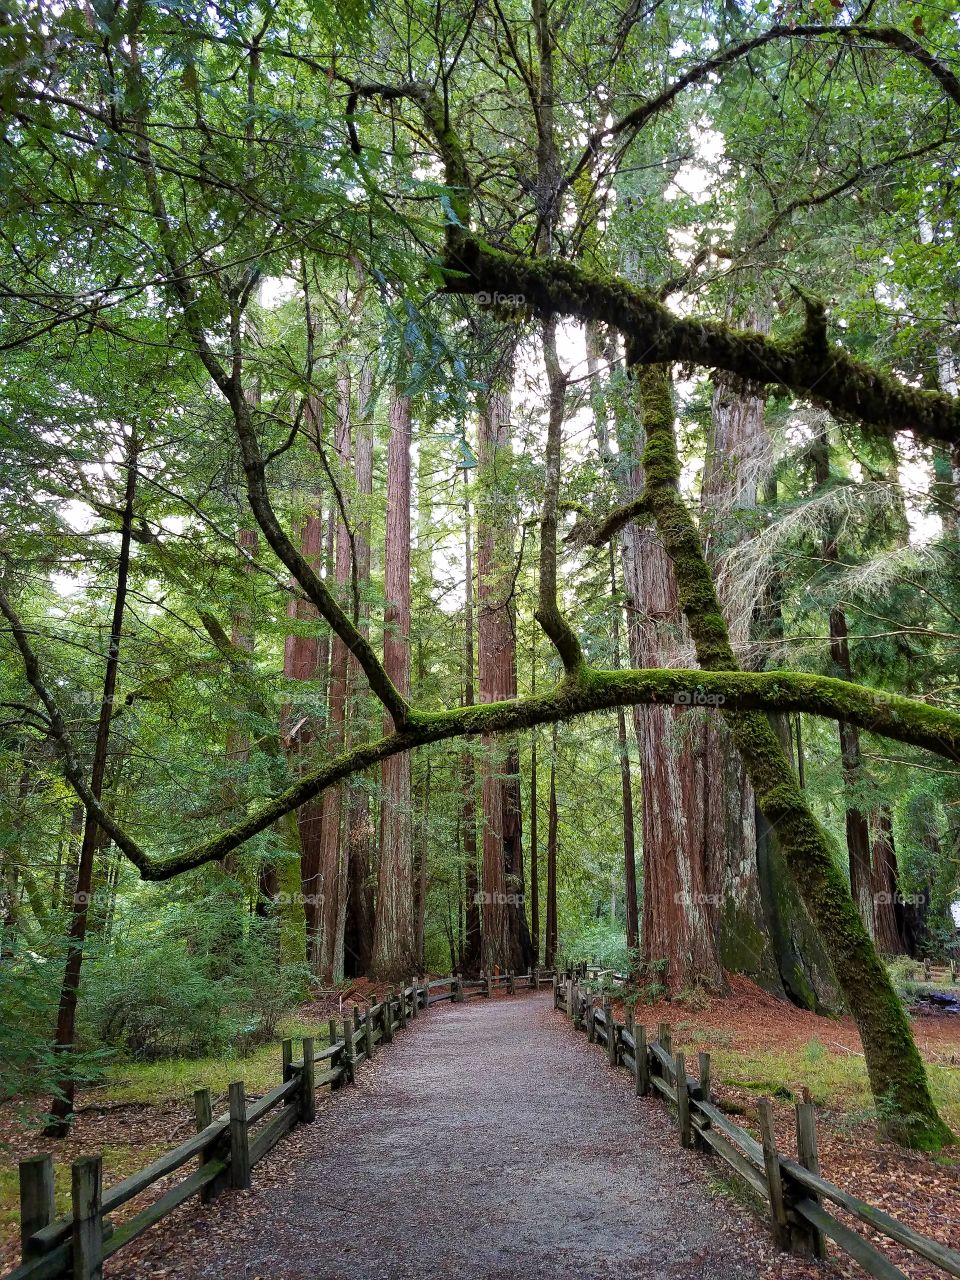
[0,979,957,1278]
[613,973,960,1279]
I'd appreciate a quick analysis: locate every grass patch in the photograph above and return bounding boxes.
[702,1041,960,1135]
[100,1012,338,1105]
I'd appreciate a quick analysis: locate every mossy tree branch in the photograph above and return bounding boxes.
[6,570,960,885]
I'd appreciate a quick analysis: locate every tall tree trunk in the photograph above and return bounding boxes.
[529,637,540,964]
[872,806,907,955]
[461,474,481,975]
[608,544,639,951]
[544,725,558,969]
[314,367,353,983]
[476,376,532,972]
[345,363,375,976]
[45,433,137,1134]
[371,393,414,979]
[811,424,875,936]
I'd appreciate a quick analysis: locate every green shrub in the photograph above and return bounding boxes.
[83,899,309,1062]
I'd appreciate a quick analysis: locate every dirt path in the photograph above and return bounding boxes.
[110,992,782,1279]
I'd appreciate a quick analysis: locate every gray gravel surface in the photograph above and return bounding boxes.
[109,993,783,1279]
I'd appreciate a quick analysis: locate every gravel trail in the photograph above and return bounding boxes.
[110,992,777,1279]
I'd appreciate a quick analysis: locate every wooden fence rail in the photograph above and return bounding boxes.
[6,968,554,1280]
[553,970,960,1280]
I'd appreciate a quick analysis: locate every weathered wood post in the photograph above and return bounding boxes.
[795,1101,826,1258]
[566,976,574,1017]
[605,998,617,1067]
[410,979,419,1018]
[342,1016,356,1084]
[18,1154,54,1258]
[486,971,493,999]
[587,998,596,1043]
[691,1052,711,1152]
[698,1051,711,1103]
[383,993,395,1041]
[281,1037,293,1083]
[353,1004,362,1050]
[193,1087,218,1203]
[228,1081,251,1190]
[527,967,533,989]
[300,1036,316,1122]
[924,959,932,982]
[757,1098,789,1250]
[675,1052,692,1148]
[454,974,464,1003]
[71,1155,103,1280]
[551,971,557,1005]
[635,1024,649,1096]
[658,1022,672,1057]
[364,1002,375,1060]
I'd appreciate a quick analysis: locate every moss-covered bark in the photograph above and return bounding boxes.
[632,361,952,1150]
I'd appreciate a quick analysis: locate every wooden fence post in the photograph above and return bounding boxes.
[606,1000,617,1067]
[658,1022,672,1058]
[228,1081,251,1190]
[795,1101,826,1258]
[551,972,557,1004]
[698,1051,711,1103]
[486,971,493,999]
[19,1154,54,1258]
[757,1098,789,1250]
[410,979,419,1017]
[365,1003,375,1060]
[507,970,515,994]
[635,1024,648,1096]
[281,1037,293,1082]
[300,1036,316,1122]
[71,1154,103,1280]
[383,993,395,1041]
[342,1016,356,1084]
[193,1088,218,1203]
[675,1052,692,1148]
[587,999,596,1043]
[454,974,464,1003]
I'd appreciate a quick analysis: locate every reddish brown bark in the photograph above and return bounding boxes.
[544,725,558,970]
[344,365,375,976]
[811,426,875,936]
[872,806,907,955]
[313,369,353,982]
[476,381,532,972]
[461,477,481,975]
[371,393,415,979]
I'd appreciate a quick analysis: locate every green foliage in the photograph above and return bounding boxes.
[82,900,309,1062]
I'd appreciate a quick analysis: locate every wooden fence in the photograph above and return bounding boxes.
[554,970,960,1280]
[6,968,553,1280]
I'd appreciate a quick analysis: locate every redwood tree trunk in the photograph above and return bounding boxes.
[544,725,558,969]
[371,392,414,979]
[872,806,907,955]
[811,426,875,936]
[476,379,533,973]
[345,364,375,976]
[313,368,353,982]
[461,477,481,975]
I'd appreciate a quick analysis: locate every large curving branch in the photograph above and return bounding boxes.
[345,80,960,449]
[562,22,960,195]
[5,578,960,882]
